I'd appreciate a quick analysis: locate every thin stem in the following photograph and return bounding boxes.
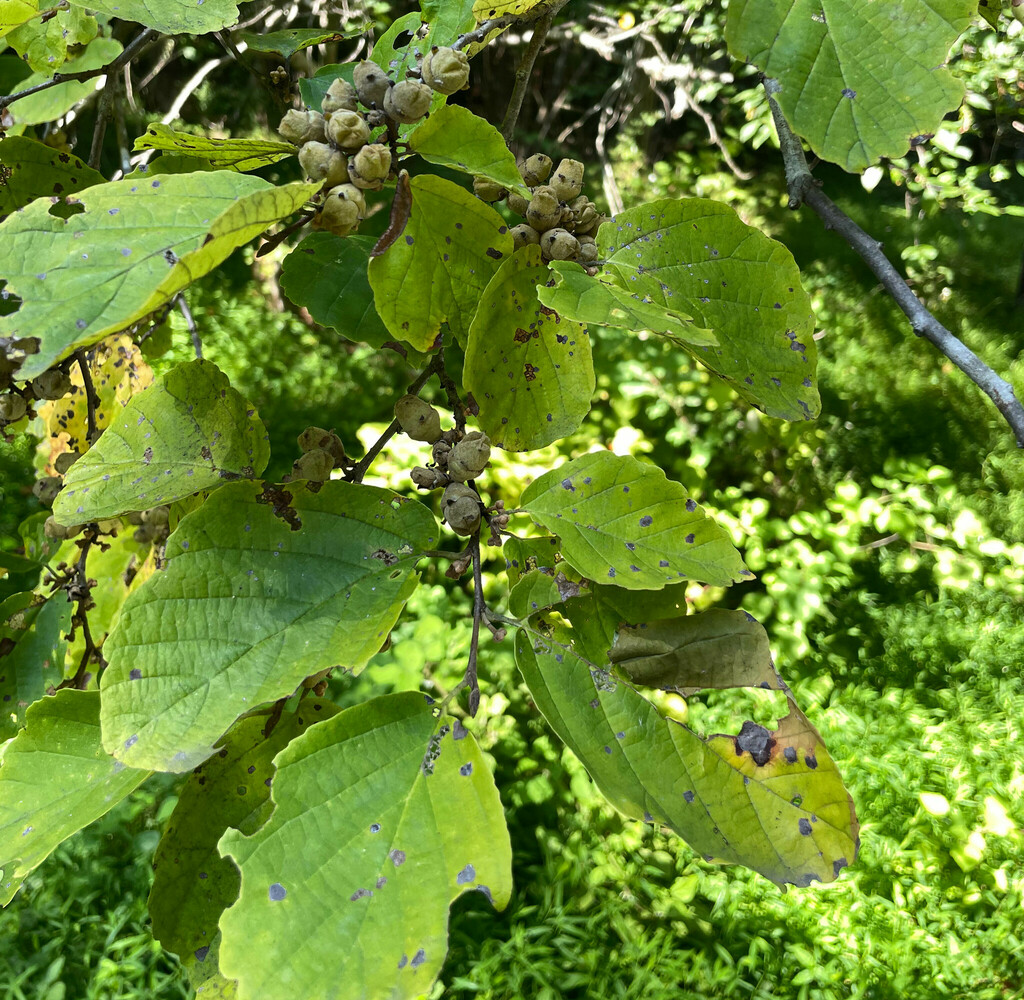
[88,82,115,169]
[175,293,202,359]
[344,353,445,482]
[452,15,518,52]
[764,82,1024,449]
[463,534,485,717]
[0,28,159,113]
[76,350,100,445]
[434,339,467,430]
[256,210,316,258]
[500,8,559,143]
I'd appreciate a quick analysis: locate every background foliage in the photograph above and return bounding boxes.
[1,0,1023,997]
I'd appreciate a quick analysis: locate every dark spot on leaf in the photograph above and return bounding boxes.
[799,818,813,836]
[389,849,406,866]
[376,876,387,889]
[842,87,856,99]
[639,515,653,527]
[370,823,381,833]
[683,790,695,803]
[805,753,818,769]
[486,247,502,259]
[456,864,475,885]
[735,721,774,766]
[685,533,695,544]
[784,746,798,763]
[453,719,468,740]
[397,955,408,969]
[268,882,286,901]
[460,762,473,776]
[350,888,372,901]
[124,735,138,749]
[195,946,210,962]
[832,857,848,878]
[129,668,142,680]
[685,499,697,512]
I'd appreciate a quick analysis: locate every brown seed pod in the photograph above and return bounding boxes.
[322,78,358,114]
[348,143,392,191]
[278,109,326,145]
[519,153,553,187]
[326,109,371,152]
[447,431,491,481]
[384,80,432,124]
[292,448,334,482]
[442,483,482,536]
[510,223,540,250]
[473,177,507,203]
[395,394,442,443]
[0,393,27,423]
[54,451,80,475]
[549,158,584,201]
[526,186,561,233]
[540,228,580,261]
[30,369,71,401]
[32,476,63,507]
[420,46,470,95]
[506,191,529,217]
[353,60,392,108]
[411,466,449,490]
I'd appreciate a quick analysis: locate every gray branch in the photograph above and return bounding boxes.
[764,81,1024,449]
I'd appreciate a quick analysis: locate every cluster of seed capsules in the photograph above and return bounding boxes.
[473,154,606,266]
[278,47,470,237]
[394,395,511,538]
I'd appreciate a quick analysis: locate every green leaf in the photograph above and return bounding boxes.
[515,606,859,886]
[218,692,512,1000]
[464,246,594,451]
[471,0,548,19]
[5,36,121,127]
[408,105,528,196]
[6,4,96,73]
[132,125,296,172]
[594,200,819,421]
[238,24,370,59]
[507,568,562,619]
[100,481,438,772]
[279,233,390,347]
[0,0,47,38]
[520,451,749,590]
[368,174,513,352]
[0,690,150,906]
[149,700,340,997]
[0,136,105,221]
[65,0,248,35]
[0,173,318,379]
[539,260,715,347]
[53,360,269,524]
[726,0,976,170]
[420,0,477,49]
[502,533,560,586]
[0,593,71,739]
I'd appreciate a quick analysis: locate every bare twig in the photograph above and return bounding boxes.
[764,81,1024,449]
[452,15,518,52]
[344,353,445,482]
[0,27,159,113]
[88,83,115,169]
[501,6,563,143]
[256,211,317,258]
[175,293,202,359]
[434,340,467,430]
[76,350,100,445]
[463,534,486,717]
[57,533,103,691]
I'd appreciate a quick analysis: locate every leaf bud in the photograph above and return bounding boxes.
[473,177,507,203]
[442,483,482,536]
[353,60,392,108]
[578,241,599,263]
[44,516,81,540]
[447,430,491,481]
[525,186,561,233]
[326,109,371,152]
[510,223,540,250]
[54,451,80,475]
[506,191,529,217]
[33,476,63,507]
[278,109,326,145]
[411,466,448,490]
[384,80,433,124]
[420,45,470,95]
[519,153,552,187]
[394,394,442,443]
[298,141,336,181]
[348,143,392,190]
[0,393,27,423]
[540,227,580,261]
[30,369,71,400]
[292,448,334,482]
[549,158,584,201]
[322,77,358,114]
